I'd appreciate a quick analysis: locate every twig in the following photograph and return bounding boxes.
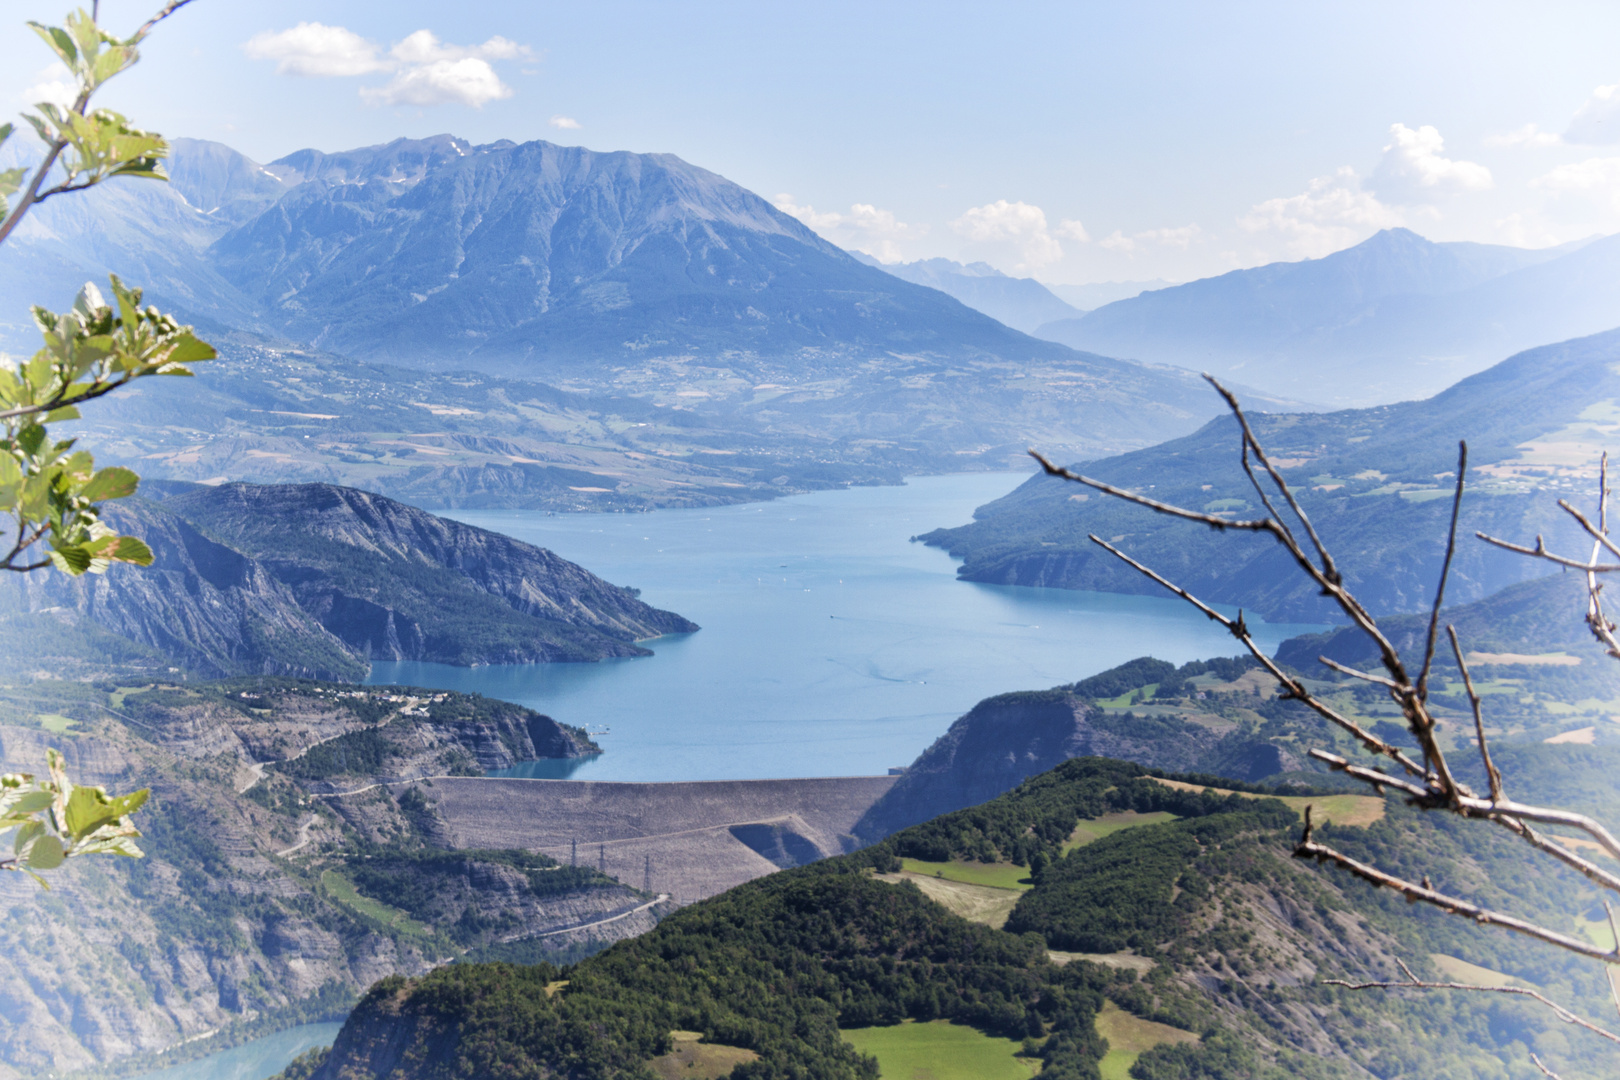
[1296,831,1620,963]
[1417,443,1467,700]
[1474,533,1620,573]
[1448,626,1501,802]
[1088,536,1429,776]
[1322,974,1619,1051]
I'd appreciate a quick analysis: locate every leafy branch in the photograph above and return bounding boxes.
[0,748,147,887]
[0,2,214,575]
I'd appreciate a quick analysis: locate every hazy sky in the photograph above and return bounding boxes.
[6,1,1620,284]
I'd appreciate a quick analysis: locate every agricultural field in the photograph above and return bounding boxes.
[1094,1000,1199,1080]
[1150,778,1384,827]
[1063,810,1179,852]
[898,858,1033,890]
[875,872,1023,929]
[841,1020,1038,1080]
[648,1031,758,1080]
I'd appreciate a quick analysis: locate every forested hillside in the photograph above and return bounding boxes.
[299,755,1620,1079]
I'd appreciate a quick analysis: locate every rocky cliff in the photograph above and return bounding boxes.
[0,679,635,1078]
[0,498,367,681]
[0,481,697,679]
[854,657,1314,841]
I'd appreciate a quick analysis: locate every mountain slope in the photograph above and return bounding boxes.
[920,327,1620,623]
[854,255,1084,332]
[162,482,697,665]
[0,679,626,1077]
[1035,228,1610,405]
[202,136,1065,374]
[301,756,1620,1079]
[0,481,696,678]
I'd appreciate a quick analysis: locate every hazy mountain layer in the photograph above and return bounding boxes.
[853,254,1084,332]
[1035,227,1615,405]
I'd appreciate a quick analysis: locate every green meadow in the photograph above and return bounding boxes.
[898,858,1033,890]
[841,1020,1038,1079]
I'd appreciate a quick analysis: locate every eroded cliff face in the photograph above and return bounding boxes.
[0,683,632,1078]
[0,500,367,681]
[164,482,698,665]
[0,481,701,680]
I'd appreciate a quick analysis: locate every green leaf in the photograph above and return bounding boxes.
[27,22,79,68]
[163,335,218,365]
[43,406,81,423]
[12,820,42,856]
[63,785,146,840]
[107,536,153,566]
[23,835,64,870]
[78,466,138,503]
[49,546,92,576]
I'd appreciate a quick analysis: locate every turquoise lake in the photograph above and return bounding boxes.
[369,472,1323,781]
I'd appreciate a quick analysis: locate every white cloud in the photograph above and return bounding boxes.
[550,115,582,130]
[1238,167,1403,258]
[1054,219,1090,242]
[1567,84,1620,145]
[244,24,526,108]
[243,23,386,77]
[949,200,1064,270]
[1531,157,1620,212]
[361,58,512,108]
[20,63,75,109]
[1368,123,1493,204]
[1483,123,1562,148]
[1099,224,1205,257]
[774,194,921,262]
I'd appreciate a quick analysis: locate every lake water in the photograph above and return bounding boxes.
[369,473,1323,781]
[125,1022,343,1080]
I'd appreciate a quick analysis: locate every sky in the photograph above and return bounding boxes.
[6,1,1620,284]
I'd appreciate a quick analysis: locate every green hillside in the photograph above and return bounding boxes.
[300,754,1620,1079]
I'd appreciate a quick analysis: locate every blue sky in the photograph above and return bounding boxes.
[6,0,1620,283]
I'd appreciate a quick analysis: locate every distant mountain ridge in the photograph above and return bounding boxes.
[851,254,1084,333]
[0,135,1306,483]
[1034,227,1617,405]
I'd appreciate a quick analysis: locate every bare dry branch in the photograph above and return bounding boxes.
[1474,532,1620,573]
[1531,1052,1564,1079]
[1295,831,1620,963]
[1088,536,1430,776]
[1417,443,1468,700]
[1448,625,1502,802]
[1320,973,1620,1050]
[1028,451,1275,534]
[1316,656,1402,691]
[1204,374,1342,583]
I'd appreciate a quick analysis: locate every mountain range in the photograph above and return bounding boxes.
[1033,227,1620,406]
[0,136,1304,491]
